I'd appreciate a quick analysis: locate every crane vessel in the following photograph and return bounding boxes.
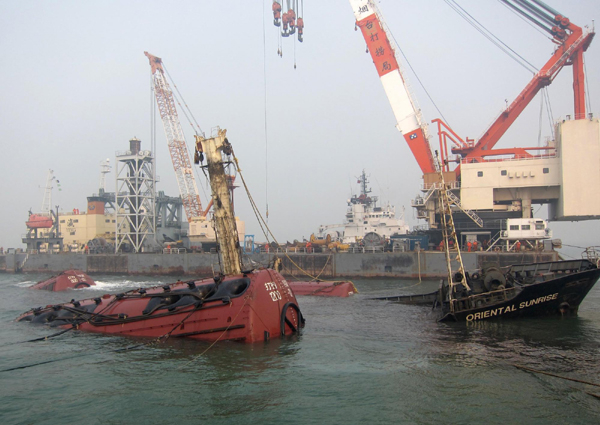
[348,0,599,253]
[373,154,600,322]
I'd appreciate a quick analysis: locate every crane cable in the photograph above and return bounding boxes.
[163,64,205,137]
[160,64,211,206]
[444,0,538,74]
[377,5,450,126]
[584,56,592,114]
[263,0,270,221]
[445,0,561,139]
[231,149,350,284]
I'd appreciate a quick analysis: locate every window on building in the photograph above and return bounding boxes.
[510,225,519,230]
[105,219,110,223]
[521,225,531,230]
[60,220,65,223]
[477,171,483,177]
[501,170,507,176]
[535,223,544,230]
[73,219,78,223]
[543,168,549,174]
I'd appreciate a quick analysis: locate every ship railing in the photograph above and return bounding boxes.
[422,181,460,191]
[510,259,588,275]
[459,152,556,165]
[452,286,519,312]
[259,247,310,254]
[163,248,186,254]
[349,246,386,254]
[265,246,435,254]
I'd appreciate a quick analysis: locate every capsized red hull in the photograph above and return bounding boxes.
[17,268,304,343]
[30,270,96,291]
[288,280,357,297]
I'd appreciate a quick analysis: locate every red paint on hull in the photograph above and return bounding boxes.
[30,270,96,291]
[288,281,357,297]
[18,268,303,343]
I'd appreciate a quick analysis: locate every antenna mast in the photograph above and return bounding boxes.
[41,169,56,214]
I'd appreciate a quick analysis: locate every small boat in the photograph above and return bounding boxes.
[26,214,53,229]
[29,270,96,291]
[375,259,600,322]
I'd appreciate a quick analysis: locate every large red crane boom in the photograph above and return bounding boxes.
[451,0,595,164]
[145,52,204,222]
[349,0,436,175]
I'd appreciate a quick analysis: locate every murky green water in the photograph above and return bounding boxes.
[1,274,599,424]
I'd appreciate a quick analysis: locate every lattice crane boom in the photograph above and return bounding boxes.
[145,51,204,221]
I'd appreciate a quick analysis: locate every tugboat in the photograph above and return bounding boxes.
[375,154,600,322]
[17,129,304,343]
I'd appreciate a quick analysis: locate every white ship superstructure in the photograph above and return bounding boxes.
[318,171,409,244]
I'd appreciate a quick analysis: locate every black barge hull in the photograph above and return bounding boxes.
[377,260,600,322]
[442,266,600,322]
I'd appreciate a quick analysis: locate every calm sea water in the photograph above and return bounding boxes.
[1,273,599,425]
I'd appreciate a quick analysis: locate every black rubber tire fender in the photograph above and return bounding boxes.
[280,302,304,336]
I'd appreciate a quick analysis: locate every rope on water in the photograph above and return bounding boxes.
[0,344,145,373]
[514,364,600,388]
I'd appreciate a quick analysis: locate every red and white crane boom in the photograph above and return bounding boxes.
[349,0,436,175]
[145,51,204,222]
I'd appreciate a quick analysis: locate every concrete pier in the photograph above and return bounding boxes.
[0,250,559,279]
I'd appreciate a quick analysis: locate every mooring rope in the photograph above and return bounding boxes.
[514,364,600,388]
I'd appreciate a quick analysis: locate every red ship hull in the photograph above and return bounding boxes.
[18,268,304,343]
[30,270,96,291]
[288,280,357,297]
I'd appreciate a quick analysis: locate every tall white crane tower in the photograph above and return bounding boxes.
[144,51,204,222]
[40,169,58,214]
[99,158,111,193]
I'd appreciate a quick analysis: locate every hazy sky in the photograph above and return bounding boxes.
[1,0,599,258]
